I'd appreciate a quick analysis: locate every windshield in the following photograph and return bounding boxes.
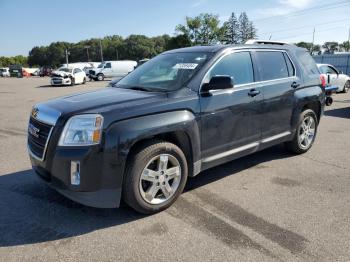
[115,52,210,91]
[58,67,72,73]
[97,63,104,68]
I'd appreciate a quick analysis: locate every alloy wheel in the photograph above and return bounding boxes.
[298,116,316,149]
[139,154,181,205]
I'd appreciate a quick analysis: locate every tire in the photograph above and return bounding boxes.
[123,140,188,214]
[342,80,349,93]
[97,74,104,81]
[70,77,75,86]
[285,109,318,154]
[83,77,86,84]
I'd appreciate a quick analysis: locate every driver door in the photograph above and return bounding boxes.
[199,51,263,166]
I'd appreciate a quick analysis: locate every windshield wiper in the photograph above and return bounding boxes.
[118,85,163,92]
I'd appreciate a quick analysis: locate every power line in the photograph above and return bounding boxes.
[275,26,348,41]
[259,18,350,36]
[253,0,350,22]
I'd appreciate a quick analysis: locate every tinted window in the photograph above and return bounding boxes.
[295,50,319,76]
[105,63,111,68]
[256,51,289,81]
[207,52,254,85]
[283,53,295,77]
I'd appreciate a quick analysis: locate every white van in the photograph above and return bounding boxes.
[89,60,137,81]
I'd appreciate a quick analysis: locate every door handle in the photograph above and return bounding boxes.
[291,82,300,89]
[248,89,260,97]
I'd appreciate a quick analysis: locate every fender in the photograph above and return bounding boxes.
[290,85,325,132]
[104,110,201,178]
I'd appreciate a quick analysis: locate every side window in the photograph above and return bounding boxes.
[73,68,80,74]
[283,53,295,77]
[256,51,289,81]
[326,66,338,74]
[105,63,112,68]
[319,66,328,74]
[206,52,254,85]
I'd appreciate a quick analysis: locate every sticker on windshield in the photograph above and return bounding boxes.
[173,63,198,70]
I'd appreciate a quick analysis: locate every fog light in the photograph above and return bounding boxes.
[71,161,80,185]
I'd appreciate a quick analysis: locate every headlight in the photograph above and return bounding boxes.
[58,114,104,146]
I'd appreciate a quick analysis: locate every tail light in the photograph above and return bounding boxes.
[320,75,326,88]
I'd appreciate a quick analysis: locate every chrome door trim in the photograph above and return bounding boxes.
[261,131,291,143]
[202,142,259,163]
[202,131,292,163]
[199,48,298,94]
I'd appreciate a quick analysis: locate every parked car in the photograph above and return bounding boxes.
[27,40,325,214]
[317,63,350,93]
[39,67,52,77]
[50,67,86,86]
[0,67,10,77]
[89,60,137,81]
[9,64,23,77]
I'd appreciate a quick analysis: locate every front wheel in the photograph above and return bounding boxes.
[343,81,349,93]
[123,140,188,214]
[83,77,86,84]
[70,77,75,86]
[285,109,318,154]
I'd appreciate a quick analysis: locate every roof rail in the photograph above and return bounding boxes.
[245,39,289,45]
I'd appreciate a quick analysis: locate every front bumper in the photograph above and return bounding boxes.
[51,77,71,86]
[29,145,124,208]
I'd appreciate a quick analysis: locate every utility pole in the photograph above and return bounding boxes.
[84,45,90,62]
[99,39,104,63]
[348,28,350,52]
[311,27,315,54]
[65,49,69,67]
[115,47,119,60]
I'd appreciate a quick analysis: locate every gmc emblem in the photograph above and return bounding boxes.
[28,123,40,138]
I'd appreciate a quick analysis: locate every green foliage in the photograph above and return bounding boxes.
[295,42,321,54]
[176,13,222,45]
[0,55,28,67]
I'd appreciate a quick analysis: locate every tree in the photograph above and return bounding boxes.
[339,41,350,52]
[238,12,250,43]
[247,21,257,41]
[176,16,201,44]
[322,42,339,54]
[166,34,191,50]
[176,13,222,45]
[221,12,239,44]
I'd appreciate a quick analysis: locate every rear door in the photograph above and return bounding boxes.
[253,50,298,140]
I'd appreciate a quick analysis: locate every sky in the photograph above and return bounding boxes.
[0,0,349,56]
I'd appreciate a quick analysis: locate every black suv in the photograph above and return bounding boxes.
[27,41,325,214]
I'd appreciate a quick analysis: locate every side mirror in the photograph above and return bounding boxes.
[201,75,234,95]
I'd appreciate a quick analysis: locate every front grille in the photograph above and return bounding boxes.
[89,70,95,75]
[28,117,53,161]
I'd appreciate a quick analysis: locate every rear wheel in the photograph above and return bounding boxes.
[343,80,349,93]
[123,140,188,214]
[285,109,318,154]
[97,74,104,81]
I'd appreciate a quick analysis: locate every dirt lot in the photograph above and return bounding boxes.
[0,77,349,262]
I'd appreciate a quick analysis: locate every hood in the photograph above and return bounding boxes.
[38,87,166,120]
[51,70,72,78]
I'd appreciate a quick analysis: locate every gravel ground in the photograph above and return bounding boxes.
[0,77,349,262]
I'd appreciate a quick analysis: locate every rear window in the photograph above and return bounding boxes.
[295,50,319,77]
[255,51,289,81]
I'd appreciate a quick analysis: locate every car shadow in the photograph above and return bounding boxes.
[0,145,293,247]
[36,85,64,88]
[324,106,350,119]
